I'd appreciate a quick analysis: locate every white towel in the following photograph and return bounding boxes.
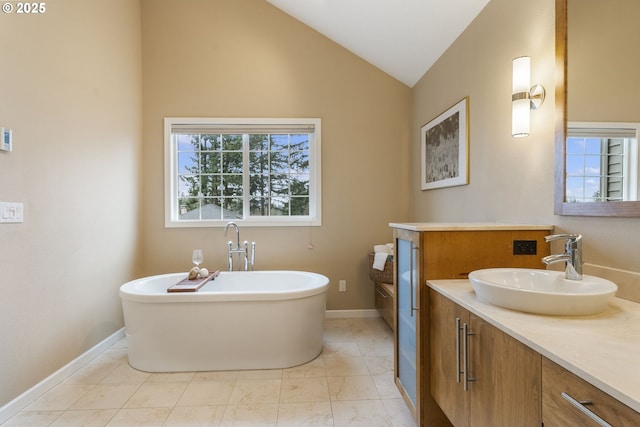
[373,244,391,254]
[372,243,393,270]
[373,252,389,271]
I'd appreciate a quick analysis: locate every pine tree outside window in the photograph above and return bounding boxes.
[164,118,321,227]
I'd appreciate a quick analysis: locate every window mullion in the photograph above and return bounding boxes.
[600,139,605,201]
[267,136,272,217]
[172,133,180,221]
[242,134,251,219]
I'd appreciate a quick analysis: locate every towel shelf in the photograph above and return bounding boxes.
[369,252,394,330]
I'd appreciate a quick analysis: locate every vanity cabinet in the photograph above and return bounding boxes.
[390,223,552,426]
[542,357,640,426]
[428,279,640,427]
[430,290,542,427]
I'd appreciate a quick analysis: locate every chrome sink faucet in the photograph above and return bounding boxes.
[541,234,582,280]
[224,221,255,271]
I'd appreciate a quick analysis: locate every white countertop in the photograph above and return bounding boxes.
[427,279,640,413]
[389,222,554,231]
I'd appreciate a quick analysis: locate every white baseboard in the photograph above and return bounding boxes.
[0,328,126,425]
[325,309,381,318]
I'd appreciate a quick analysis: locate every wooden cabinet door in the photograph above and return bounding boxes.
[430,290,470,427]
[542,357,640,426]
[469,314,542,427]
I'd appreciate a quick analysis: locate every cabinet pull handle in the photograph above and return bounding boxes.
[561,392,613,427]
[409,245,419,316]
[462,323,476,391]
[375,288,389,299]
[455,317,462,383]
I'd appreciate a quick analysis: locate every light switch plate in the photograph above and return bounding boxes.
[0,202,24,223]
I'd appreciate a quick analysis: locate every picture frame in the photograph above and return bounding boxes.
[421,97,469,190]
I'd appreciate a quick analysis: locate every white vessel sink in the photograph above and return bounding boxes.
[468,268,617,316]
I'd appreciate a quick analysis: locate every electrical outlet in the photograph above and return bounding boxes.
[339,280,347,292]
[513,240,537,255]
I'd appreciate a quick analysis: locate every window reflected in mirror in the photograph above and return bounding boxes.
[566,123,639,202]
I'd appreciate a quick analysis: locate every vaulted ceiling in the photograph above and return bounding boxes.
[265,0,491,87]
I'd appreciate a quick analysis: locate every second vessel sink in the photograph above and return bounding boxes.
[468,268,618,316]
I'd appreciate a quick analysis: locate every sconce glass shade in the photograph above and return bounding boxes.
[512,56,531,94]
[512,56,531,137]
[512,98,531,137]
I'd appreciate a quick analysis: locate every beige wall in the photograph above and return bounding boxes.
[0,0,142,406]
[412,0,640,278]
[412,0,557,225]
[140,0,412,310]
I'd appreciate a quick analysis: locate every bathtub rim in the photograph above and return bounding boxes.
[119,270,329,303]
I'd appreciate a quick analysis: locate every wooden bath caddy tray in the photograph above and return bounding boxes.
[167,270,220,293]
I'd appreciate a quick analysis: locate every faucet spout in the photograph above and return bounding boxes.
[541,254,569,265]
[542,234,582,280]
[224,221,240,249]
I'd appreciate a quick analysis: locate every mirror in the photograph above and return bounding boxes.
[555,0,640,216]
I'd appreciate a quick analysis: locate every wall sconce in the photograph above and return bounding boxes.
[512,56,545,138]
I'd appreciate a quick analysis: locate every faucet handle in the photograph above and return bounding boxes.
[545,233,582,243]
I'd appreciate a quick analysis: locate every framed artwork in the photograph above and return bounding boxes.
[421,97,469,190]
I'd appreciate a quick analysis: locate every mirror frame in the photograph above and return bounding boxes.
[554,0,640,216]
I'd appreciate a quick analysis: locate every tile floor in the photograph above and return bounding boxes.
[3,317,417,426]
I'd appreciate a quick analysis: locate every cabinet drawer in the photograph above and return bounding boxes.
[375,283,394,329]
[542,357,640,426]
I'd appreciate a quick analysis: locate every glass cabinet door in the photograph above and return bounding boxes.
[396,237,417,407]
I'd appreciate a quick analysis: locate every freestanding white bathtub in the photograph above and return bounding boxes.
[119,271,329,372]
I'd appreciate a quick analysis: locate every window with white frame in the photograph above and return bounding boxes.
[566,122,639,203]
[164,118,321,227]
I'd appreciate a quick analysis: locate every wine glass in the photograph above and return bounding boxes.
[192,249,203,268]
